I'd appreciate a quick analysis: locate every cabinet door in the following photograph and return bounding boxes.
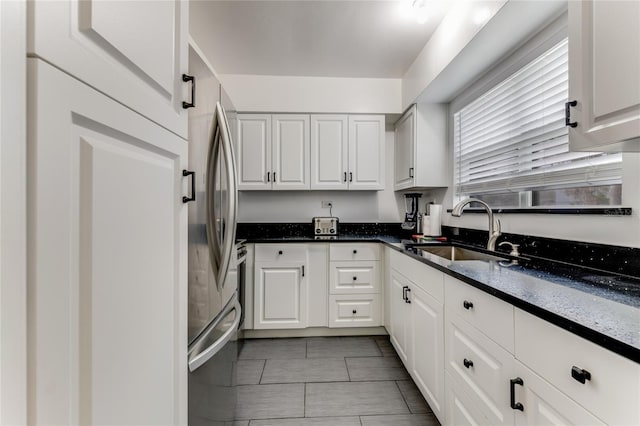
[272,115,310,190]
[568,0,640,151]
[389,270,411,364]
[394,105,416,190]
[445,312,514,426]
[28,59,187,425]
[237,114,272,190]
[310,115,349,190]
[348,115,385,190]
[513,361,605,426]
[410,284,445,422]
[254,263,307,329]
[28,0,188,138]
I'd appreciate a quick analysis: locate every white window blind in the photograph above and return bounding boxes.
[454,39,622,198]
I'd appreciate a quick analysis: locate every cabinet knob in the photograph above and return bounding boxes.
[278,250,283,255]
[353,276,357,281]
[571,366,591,384]
[463,300,474,310]
[353,249,357,254]
[463,358,474,369]
[352,309,357,314]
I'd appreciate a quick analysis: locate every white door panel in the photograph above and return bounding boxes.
[28,59,187,425]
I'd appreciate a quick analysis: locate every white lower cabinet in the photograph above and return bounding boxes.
[445,310,514,425]
[389,270,412,364]
[410,283,444,417]
[445,371,490,426]
[254,244,309,329]
[28,59,187,425]
[329,294,380,327]
[512,361,605,426]
[329,243,381,327]
[515,308,640,426]
[388,251,445,423]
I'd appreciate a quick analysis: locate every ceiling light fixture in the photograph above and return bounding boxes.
[412,0,429,24]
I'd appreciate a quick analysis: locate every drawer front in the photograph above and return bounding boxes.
[445,275,514,352]
[515,309,640,426]
[445,371,490,426]
[445,312,515,426]
[513,360,605,426]
[329,294,381,327]
[330,261,379,294]
[330,243,380,261]
[255,244,308,263]
[390,249,444,302]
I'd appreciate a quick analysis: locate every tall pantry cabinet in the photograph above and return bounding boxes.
[27,1,189,425]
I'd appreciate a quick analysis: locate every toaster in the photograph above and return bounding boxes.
[313,217,338,236]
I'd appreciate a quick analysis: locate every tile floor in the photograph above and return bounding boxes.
[230,336,441,426]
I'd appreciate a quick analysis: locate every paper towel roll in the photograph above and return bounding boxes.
[427,204,442,236]
[421,215,431,236]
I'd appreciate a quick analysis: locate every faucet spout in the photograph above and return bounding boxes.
[451,198,501,251]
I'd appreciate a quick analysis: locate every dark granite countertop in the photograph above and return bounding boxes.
[241,229,640,363]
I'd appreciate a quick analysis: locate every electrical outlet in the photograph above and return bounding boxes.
[321,200,333,208]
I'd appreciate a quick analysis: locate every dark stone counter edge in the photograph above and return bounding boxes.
[243,236,640,364]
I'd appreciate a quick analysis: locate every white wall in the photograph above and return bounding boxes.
[218,74,402,114]
[238,127,406,223]
[402,0,567,107]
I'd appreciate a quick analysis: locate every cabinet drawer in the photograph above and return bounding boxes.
[330,261,379,294]
[445,371,490,426]
[330,243,380,261]
[255,244,308,263]
[445,312,514,425]
[329,294,381,327]
[445,275,514,352]
[515,309,640,426]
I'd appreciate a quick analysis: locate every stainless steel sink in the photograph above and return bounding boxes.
[416,245,508,262]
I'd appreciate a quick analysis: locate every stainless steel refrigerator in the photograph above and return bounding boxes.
[186,46,241,424]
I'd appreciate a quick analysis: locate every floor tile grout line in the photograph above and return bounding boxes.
[394,379,413,414]
[257,359,266,384]
[345,357,351,381]
[303,382,307,418]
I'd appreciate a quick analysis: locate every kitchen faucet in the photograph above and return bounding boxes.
[451,198,501,251]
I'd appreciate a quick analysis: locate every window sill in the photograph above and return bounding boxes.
[445,207,632,216]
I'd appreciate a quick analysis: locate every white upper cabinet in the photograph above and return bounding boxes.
[240,113,384,191]
[28,0,189,139]
[568,0,640,152]
[236,114,310,190]
[311,114,385,191]
[394,104,448,191]
[310,115,349,190]
[348,115,385,190]
[272,115,311,190]
[236,114,273,190]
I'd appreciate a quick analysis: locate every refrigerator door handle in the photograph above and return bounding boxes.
[187,298,241,372]
[205,102,238,292]
[216,102,238,290]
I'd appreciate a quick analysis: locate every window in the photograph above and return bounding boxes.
[453,38,622,208]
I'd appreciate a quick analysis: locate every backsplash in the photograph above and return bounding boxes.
[238,222,640,279]
[237,222,414,239]
[444,226,640,279]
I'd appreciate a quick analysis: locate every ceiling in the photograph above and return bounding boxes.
[193,1,448,78]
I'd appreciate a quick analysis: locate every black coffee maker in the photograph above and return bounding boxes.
[401,193,422,231]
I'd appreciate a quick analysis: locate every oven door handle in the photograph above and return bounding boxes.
[188,298,241,372]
